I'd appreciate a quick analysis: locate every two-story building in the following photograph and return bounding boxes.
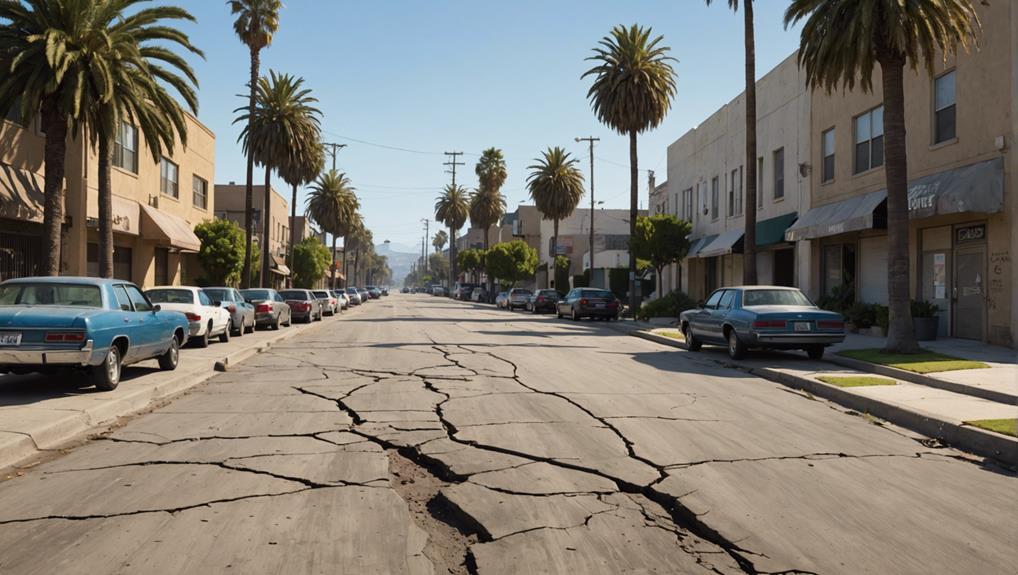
[214,183,291,287]
[0,109,215,286]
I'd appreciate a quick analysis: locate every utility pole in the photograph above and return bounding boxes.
[575,136,599,281]
[421,219,430,275]
[322,142,347,171]
[443,151,464,186]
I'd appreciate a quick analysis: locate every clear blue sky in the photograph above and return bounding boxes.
[180,1,803,251]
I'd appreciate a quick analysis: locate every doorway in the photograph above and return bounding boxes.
[773,248,795,287]
[953,245,985,340]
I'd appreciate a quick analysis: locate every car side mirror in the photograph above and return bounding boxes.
[152,304,161,312]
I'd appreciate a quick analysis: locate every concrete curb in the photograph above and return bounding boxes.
[1,312,339,472]
[824,354,1017,405]
[624,330,1018,468]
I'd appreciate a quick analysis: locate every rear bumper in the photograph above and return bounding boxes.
[254,312,278,325]
[579,306,619,317]
[748,332,845,346]
[0,339,99,367]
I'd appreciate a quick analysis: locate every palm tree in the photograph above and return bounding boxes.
[434,184,469,292]
[527,147,585,268]
[786,0,980,353]
[346,216,372,286]
[584,24,677,316]
[706,0,757,284]
[280,140,325,287]
[83,2,202,278]
[0,0,104,274]
[433,230,448,254]
[469,187,506,299]
[234,71,320,287]
[229,0,282,288]
[305,170,358,289]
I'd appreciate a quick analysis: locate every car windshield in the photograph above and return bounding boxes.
[203,288,230,301]
[313,291,330,298]
[511,289,532,295]
[742,289,814,307]
[279,290,307,300]
[146,289,194,304]
[346,288,357,294]
[0,283,103,307]
[580,289,613,298]
[539,290,559,297]
[241,289,272,300]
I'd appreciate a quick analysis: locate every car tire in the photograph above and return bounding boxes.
[246,318,255,334]
[284,312,292,327]
[683,323,702,351]
[195,328,210,348]
[272,315,281,330]
[727,329,747,360]
[91,345,121,391]
[571,308,579,321]
[219,321,231,343]
[233,318,244,337]
[158,336,180,371]
[556,309,563,319]
[806,345,825,360]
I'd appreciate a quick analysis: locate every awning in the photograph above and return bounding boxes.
[785,189,887,242]
[686,234,718,259]
[87,195,140,235]
[698,229,744,259]
[0,164,45,223]
[756,212,798,248]
[139,204,201,252]
[271,254,290,276]
[907,157,1003,218]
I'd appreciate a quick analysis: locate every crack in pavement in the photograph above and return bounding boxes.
[663,451,946,470]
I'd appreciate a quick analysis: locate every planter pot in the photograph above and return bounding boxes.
[914,317,939,341]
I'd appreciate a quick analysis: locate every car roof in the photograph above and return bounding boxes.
[1,276,124,286]
[148,285,199,291]
[720,285,800,291]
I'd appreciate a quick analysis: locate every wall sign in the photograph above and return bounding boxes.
[956,224,985,244]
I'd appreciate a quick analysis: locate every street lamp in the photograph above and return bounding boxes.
[576,136,600,279]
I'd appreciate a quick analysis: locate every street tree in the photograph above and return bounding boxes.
[435,184,470,291]
[291,237,330,289]
[584,24,677,315]
[469,188,505,299]
[428,252,450,284]
[306,170,358,289]
[432,230,448,254]
[485,240,538,289]
[457,249,486,285]
[527,147,585,262]
[631,214,692,299]
[194,219,247,286]
[280,139,325,286]
[229,0,282,288]
[786,0,980,353]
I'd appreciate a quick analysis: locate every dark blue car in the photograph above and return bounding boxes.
[0,277,189,390]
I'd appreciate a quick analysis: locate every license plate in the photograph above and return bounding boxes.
[794,322,812,332]
[594,303,606,309]
[0,332,22,346]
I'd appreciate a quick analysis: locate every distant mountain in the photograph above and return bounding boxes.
[376,242,420,285]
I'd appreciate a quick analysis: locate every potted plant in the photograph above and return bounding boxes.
[911,300,941,341]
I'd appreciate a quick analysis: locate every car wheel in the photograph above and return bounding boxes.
[91,345,121,391]
[272,314,281,330]
[233,318,244,337]
[195,327,210,348]
[158,336,180,371]
[246,317,255,334]
[284,311,292,327]
[684,323,702,352]
[571,308,579,321]
[727,329,747,360]
[806,345,825,360]
[219,321,231,343]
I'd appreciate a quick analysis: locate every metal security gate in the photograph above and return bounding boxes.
[0,231,41,281]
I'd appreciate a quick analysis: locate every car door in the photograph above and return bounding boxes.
[709,289,737,341]
[122,284,160,360]
[235,289,254,324]
[559,290,575,315]
[197,289,225,333]
[691,290,724,340]
[272,291,286,320]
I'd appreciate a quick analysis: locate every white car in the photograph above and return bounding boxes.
[332,290,350,310]
[145,286,232,348]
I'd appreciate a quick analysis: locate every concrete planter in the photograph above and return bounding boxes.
[914,317,939,341]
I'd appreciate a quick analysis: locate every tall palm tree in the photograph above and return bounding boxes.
[434,184,469,292]
[584,24,677,316]
[527,147,585,268]
[234,71,320,287]
[305,170,358,289]
[0,0,105,275]
[706,0,757,284]
[786,0,980,353]
[229,0,282,288]
[83,1,202,278]
[280,140,325,287]
[346,216,372,286]
[433,230,448,253]
[469,186,506,299]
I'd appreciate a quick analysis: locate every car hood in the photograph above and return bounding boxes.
[0,305,106,329]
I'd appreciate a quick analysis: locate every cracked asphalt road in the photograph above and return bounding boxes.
[0,295,1015,574]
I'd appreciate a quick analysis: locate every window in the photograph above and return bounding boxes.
[683,188,693,221]
[192,176,208,210]
[160,158,179,198]
[87,243,132,280]
[934,71,956,144]
[854,106,884,173]
[124,285,152,312]
[773,148,785,199]
[710,177,719,220]
[728,166,743,216]
[757,157,764,208]
[113,121,138,173]
[197,290,213,306]
[704,290,724,309]
[718,289,736,309]
[113,286,133,311]
[155,247,169,285]
[822,128,835,183]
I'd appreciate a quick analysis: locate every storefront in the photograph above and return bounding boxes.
[0,164,45,281]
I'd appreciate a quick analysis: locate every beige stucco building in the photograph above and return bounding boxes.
[214,183,291,287]
[1,110,215,287]
[788,1,1016,346]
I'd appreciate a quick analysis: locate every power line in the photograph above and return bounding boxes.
[320,130,481,158]
[443,151,465,187]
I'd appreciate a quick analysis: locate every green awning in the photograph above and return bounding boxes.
[756,212,797,248]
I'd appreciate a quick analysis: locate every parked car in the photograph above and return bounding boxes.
[470,287,487,302]
[401,287,410,294]
[240,288,292,330]
[279,289,323,323]
[368,286,382,299]
[381,287,389,296]
[203,287,255,337]
[146,286,232,347]
[358,288,370,302]
[431,285,447,297]
[526,289,562,314]
[679,286,846,360]
[345,287,362,305]
[312,290,339,316]
[556,288,620,321]
[494,291,509,309]
[0,277,188,390]
[332,290,349,310]
[507,288,533,311]
[454,283,479,300]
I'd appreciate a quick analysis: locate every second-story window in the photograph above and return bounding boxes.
[160,158,179,198]
[683,188,693,221]
[113,121,138,173]
[711,176,719,220]
[757,157,764,208]
[192,175,208,210]
[854,106,884,174]
[773,148,785,199]
[728,166,743,217]
[934,70,956,144]
[822,128,835,183]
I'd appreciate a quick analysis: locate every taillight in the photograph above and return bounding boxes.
[818,320,845,329]
[294,302,309,311]
[752,320,787,328]
[45,332,86,342]
[537,297,544,302]
[185,312,201,322]
[256,304,272,313]
[580,299,588,306]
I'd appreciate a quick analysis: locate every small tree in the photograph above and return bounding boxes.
[429,252,450,283]
[631,214,692,299]
[485,240,538,289]
[291,237,331,288]
[458,249,486,284]
[554,255,571,292]
[195,220,247,286]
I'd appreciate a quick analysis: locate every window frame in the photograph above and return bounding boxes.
[821,128,836,183]
[853,106,884,174]
[757,157,764,209]
[933,70,957,145]
[710,176,719,221]
[160,157,179,199]
[192,175,208,210]
[773,148,785,200]
[113,121,139,173]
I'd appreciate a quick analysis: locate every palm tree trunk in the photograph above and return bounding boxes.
[484,225,492,301]
[354,249,360,285]
[97,134,114,278]
[628,129,639,318]
[331,234,338,290]
[261,164,272,288]
[880,56,918,353]
[742,0,758,286]
[449,226,456,296]
[288,182,298,288]
[40,98,68,276]
[242,46,260,289]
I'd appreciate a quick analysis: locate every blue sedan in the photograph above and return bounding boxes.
[679,286,846,360]
[0,277,189,390]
